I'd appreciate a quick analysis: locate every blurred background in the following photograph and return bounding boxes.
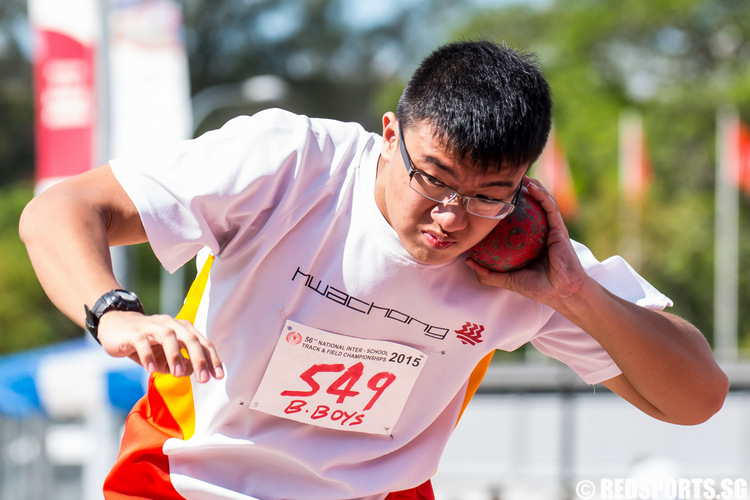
[1,0,749,498]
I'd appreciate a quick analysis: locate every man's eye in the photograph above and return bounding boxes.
[473,194,500,203]
[422,173,447,188]
[473,196,502,206]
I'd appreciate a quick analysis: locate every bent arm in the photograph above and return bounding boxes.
[19,165,223,382]
[564,281,728,425]
[19,164,147,322]
[467,178,728,425]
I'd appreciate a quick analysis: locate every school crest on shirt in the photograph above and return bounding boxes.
[455,323,485,346]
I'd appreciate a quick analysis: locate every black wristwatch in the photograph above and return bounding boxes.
[84,289,145,344]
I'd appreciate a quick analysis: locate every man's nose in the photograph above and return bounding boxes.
[432,196,469,232]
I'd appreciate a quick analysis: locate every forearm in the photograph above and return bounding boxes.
[19,166,223,382]
[19,166,146,326]
[557,277,728,424]
[20,191,121,325]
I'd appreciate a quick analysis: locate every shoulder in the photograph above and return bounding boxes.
[217,108,373,148]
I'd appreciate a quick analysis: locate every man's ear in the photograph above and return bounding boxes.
[380,112,399,163]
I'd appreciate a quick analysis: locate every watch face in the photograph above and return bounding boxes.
[97,289,144,316]
[113,290,140,303]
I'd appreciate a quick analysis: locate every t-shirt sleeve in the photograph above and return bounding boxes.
[109,109,353,273]
[530,240,673,385]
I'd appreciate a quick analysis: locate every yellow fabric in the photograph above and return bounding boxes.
[152,255,215,440]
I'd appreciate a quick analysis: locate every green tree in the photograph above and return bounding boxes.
[0,183,81,354]
[182,0,455,133]
[0,0,34,186]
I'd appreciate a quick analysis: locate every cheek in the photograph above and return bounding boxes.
[389,185,430,223]
[407,199,438,226]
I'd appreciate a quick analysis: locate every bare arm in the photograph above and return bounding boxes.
[20,165,146,319]
[558,281,726,425]
[466,177,728,425]
[19,164,223,383]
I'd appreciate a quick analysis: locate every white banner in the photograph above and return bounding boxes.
[108,0,192,158]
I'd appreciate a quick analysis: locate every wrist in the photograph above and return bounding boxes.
[85,289,144,344]
[549,275,603,321]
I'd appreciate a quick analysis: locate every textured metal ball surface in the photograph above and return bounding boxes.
[468,189,548,272]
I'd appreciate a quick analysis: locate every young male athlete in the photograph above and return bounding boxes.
[20,40,727,499]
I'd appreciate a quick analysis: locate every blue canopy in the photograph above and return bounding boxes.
[0,338,146,418]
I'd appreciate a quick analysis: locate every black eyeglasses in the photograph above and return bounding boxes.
[398,123,521,220]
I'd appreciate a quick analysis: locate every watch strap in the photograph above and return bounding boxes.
[84,289,144,344]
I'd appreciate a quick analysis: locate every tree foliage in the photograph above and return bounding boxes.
[182,0,455,133]
[0,183,82,354]
[0,0,34,186]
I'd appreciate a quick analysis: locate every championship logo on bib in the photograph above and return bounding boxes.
[250,320,427,436]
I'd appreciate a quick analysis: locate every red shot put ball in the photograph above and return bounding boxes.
[468,189,548,272]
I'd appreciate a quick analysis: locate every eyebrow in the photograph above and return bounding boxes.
[420,154,517,189]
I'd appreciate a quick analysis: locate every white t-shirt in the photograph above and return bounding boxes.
[110,108,672,499]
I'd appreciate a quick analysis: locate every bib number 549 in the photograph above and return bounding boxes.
[281,362,395,412]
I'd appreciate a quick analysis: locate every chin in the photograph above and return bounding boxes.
[412,249,459,266]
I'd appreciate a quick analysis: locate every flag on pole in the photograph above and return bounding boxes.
[714,107,741,362]
[740,122,750,195]
[725,117,750,196]
[28,0,101,193]
[617,110,651,271]
[619,111,652,205]
[533,126,579,218]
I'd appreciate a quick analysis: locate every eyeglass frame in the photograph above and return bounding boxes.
[397,122,522,220]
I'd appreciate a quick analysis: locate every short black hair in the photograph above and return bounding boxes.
[397,40,552,173]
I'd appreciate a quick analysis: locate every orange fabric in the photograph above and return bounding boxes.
[103,375,187,499]
[385,479,435,500]
[456,351,495,423]
[103,256,214,499]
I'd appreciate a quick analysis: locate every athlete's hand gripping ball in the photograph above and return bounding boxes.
[468,186,548,272]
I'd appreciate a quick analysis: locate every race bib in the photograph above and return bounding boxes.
[249,320,427,436]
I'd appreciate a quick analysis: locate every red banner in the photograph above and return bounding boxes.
[29,0,99,192]
[734,120,750,195]
[534,126,579,219]
[619,112,652,205]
